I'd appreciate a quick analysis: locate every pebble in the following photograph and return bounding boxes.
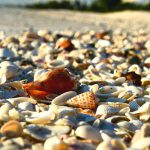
[1,120,23,137]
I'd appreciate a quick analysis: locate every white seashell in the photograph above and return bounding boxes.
[98,86,124,94]
[0,103,13,121]
[113,77,126,85]
[26,110,55,124]
[8,108,22,120]
[7,97,37,106]
[75,125,102,142]
[90,84,99,94]
[128,64,142,75]
[34,69,47,81]
[131,102,150,121]
[131,138,150,149]
[145,57,150,64]
[124,86,143,96]
[47,60,69,69]
[44,136,61,150]
[96,139,127,150]
[18,102,35,111]
[96,39,111,48]
[96,105,119,115]
[0,61,20,79]
[52,91,77,106]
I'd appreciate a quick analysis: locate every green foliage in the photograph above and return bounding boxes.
[26,0,150,12]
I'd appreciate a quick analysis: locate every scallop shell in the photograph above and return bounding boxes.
[96,105,119,116]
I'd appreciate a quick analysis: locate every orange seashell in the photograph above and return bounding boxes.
[66,92,97,110]
[24,68,77,99]
[56,38,75,51]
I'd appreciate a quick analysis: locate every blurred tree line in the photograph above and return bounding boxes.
[27,0,150,12]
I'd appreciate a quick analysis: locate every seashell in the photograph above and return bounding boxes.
[23,124,55,141]
[96,105,119,116]
[7,97,37,106]
[0,61,20,80]
[96,39,111,48]
[46,60,69,69]
[50,104,77,116]
[130,102,150,121]
[0,103,13,121]
[96,86,124,98]
[18,102,35,111]
[75,125,102,142]
[100,102,129,110]
[52,91,77,106]
[118,91,135,101]
[122,72,141,86]
[0,48,15,58]
[24,124,70,141]
[56,38,75,51]
[106,116,129,124]
[93,119,118,131]
[1,120,23,137]
[96,139,127,150]
[124,86,142,96]
[105,97,126,103]
[141,77,150,86]
[34,69,48,81]
[131,137,150,149]
[113,77,126,85]
[132,123,150,144]
[66,92,97,110]
[54,118,76,127]
[44,136,61,150]
[9,108,22,120]
[23,68,78,99]
[129,100,140,111]
[77,84,89,94]
[76,113,96,123]
[0,90,22,99]
[128,64,142,75]
[26,110,55,124]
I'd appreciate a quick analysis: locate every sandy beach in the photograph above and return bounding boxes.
[0,7,150,35]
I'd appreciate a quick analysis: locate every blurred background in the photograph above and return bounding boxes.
[0,0,150,11]
[0,0,150,35]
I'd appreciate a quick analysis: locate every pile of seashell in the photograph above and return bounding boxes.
[0,29,150,149]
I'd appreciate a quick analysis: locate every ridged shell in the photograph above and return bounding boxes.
[96,105,119,115]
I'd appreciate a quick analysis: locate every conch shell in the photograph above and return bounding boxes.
[23,68,77,99]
